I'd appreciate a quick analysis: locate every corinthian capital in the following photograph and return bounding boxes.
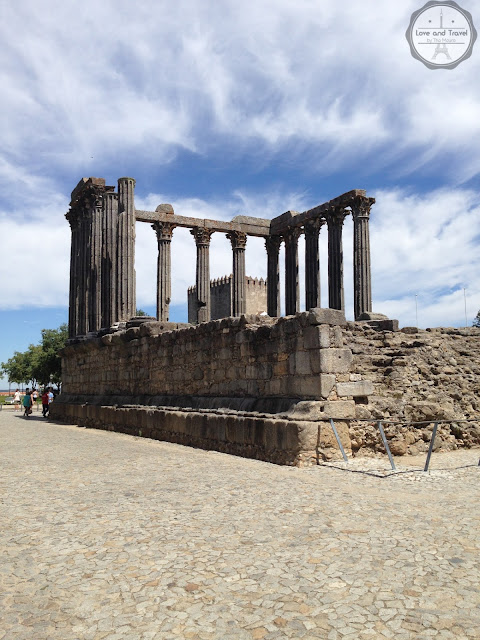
[152,221,176,242]
[283,226,303,247]
[350,197,372,220]
[327,206,348,227]
[226,230,247,250]
[190,227,214,246]
[265,235,282,255]
[304,217,326,237]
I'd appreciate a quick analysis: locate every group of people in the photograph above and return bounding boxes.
[14,388,54,418]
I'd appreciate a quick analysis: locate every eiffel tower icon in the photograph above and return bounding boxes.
[431,9,451,61]
[432,43,451,60]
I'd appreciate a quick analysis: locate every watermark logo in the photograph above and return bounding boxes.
[406,1,477,69]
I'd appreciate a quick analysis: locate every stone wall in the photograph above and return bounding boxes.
[51,312,480,465]
[60,309,353,400]
[342,323,480,457]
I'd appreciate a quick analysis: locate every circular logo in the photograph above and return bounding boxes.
[406,1,477,69]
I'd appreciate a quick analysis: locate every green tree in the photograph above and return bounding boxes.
[136,308,148,316]
[1,323,68,390]
[473,310,480,327]
[0,350,32,386]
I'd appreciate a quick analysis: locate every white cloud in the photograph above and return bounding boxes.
[2,0,480,185]
[370,187,480,327]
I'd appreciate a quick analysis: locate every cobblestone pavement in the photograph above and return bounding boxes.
[1,410,479,640]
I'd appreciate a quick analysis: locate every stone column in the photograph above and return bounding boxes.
[66,177,108,337]
[66,209,80,338]
[117,177,136,322]
[327,208,348,312]
[227,231,247,317]
[304,218,324,311]
[284,227,302,316]
[191,227,214,324]
[352,198,372,320]
[153,222,175,321]
[76,210,88,336]
[265,235,282,317]
[101,191,118,329]
[88,195,103,333]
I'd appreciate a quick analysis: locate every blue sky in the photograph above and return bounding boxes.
[1,0,480,387]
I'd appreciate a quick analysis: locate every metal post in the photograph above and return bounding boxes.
[424,422,438,472]
[377,421,396,470]
[329,419,349,462]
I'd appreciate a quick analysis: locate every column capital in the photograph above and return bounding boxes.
[265,234,282,254]
[351,197,372,220]
[152,221,176,242]
[65,209,81,230]
[283,226,303,247]
[304,217,326,237]
[226,230,247,250]
[327,206,349,227]
[191,227,214,246]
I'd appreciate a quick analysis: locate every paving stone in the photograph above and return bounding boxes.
[1,412,479,639]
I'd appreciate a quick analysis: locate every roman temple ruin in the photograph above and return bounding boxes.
[51,177,480,465]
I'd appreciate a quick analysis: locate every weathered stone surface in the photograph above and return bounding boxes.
[307,308,347,326]
[357,312,389,321]
[317,348,353,373]
[400,326,418,334]
[336,381,374,397]
[303,325,330,349]
[389,438,408,456]
[322,400,356,419]
[319,374,336,398]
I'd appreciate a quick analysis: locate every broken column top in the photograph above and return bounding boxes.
[71,177,106,200]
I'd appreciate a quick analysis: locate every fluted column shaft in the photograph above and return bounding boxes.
[101,192,118,328]
[77,210,89,335]
[304,219,324,310]
[191,228,214,323]
[117,177,136,321]
[66,212,80,338]
[153,222,175,321]
[227,231,247,317]
[352,199,372,320]
[285,227,302,316]
[88,201,103,332]
[328,208,347,312]
[265,236,282,317]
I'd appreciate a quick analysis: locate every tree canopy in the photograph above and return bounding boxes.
[473,311,480,328]
[1,323,68,389]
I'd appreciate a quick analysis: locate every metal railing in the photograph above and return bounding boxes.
[328,418,480,472]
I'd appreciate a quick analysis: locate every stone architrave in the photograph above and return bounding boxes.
[153,222,176,321]
[284,227,302,316]
[351,198,372,320]
[227,231,247,317]
[191,227,214,323]
[265,235,282,317]
[117,177,137,322]
[327,207,348,312]
[304,218,325,311]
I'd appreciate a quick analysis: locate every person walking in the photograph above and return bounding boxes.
[13,389,21,411]
[41,389,50,418]
[22,389,33,417]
